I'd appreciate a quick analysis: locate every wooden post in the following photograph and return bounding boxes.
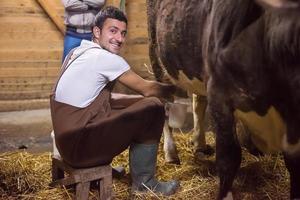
[36,0,65,35]
[120,0,126,13]
[106,0,120,7]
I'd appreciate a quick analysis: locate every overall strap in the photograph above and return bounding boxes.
[52,46,100,93]
[61,48,77,73]
[52,48,76,93]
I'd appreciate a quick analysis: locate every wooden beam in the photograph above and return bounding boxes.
[36,0,65,35]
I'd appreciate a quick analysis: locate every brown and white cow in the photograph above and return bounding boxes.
[146,0,300,199]
[147,3,214,164]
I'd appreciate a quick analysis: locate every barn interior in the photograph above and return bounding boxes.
[0,0,290,199]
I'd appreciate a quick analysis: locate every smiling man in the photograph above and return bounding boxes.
[50,6,180,196]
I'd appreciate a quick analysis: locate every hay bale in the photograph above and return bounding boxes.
[0,132,290,199]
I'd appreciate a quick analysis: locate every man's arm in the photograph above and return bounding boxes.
[83,0,105,9]
[62,0,88,11]
[117,70,176,100]
[110,93,144,109]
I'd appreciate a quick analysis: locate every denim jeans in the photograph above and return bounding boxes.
[62,31,92,62]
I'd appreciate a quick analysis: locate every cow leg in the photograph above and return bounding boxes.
[212,105,241,200]
[146,0,164,82]
[192,94,214,158]
[148,0,181,165]
[163,120,180,164]
[208,83,241,200]
[283,153,300,199]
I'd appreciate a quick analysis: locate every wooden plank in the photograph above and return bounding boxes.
[0,84,53,92]
[127,11,147,20]
[0,26,58,33]
[0,80,54,85]
[0,82,56,92]
[1,30,62,41]
[125,37,149,45]
[0,15,60,25]
[126,30,148,39]
[0,16,60,32]
[56,8,64,14]
[0,67,59,78]
[0,77,57,84]
[123,54,150,62]
[0,60,61,68]
[49,0,64,8]
[0,90,51,100]
[0,99,50,112]
[0,79,56,89]
[0,40,62,49]
[36,0,65,35]
[127,22,148,30]
[0,0,39,8]
[122,44,149,55]
[0,7,44,15]
[105,0,120,7]
[0,81,54,86]
[0,49,62,60]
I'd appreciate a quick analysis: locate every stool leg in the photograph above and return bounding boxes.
[99,175,112,200]
[76,182,90,200]
[51,159,64,182]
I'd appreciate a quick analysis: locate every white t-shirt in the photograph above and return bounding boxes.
[55,40,130,107]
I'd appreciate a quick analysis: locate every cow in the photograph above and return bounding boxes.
[146,0,300,199]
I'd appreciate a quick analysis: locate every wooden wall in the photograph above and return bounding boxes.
[0,0,152,111]
[0,0,64,111]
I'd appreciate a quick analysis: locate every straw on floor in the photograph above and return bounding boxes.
[0,132,289,200]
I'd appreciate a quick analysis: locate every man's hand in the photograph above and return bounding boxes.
[156,82,177,102]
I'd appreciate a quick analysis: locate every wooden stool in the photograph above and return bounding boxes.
[50,156,112,200]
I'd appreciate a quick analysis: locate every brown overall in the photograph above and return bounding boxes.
[50,48,165,168]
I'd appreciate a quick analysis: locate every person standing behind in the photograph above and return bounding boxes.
[61,0,105,61]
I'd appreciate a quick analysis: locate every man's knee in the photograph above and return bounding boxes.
[144,97,165,119]
[144,96,164,110]
[146,97,165,130]
[132,97,165,143]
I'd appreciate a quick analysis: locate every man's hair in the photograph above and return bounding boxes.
[93,6,127,29]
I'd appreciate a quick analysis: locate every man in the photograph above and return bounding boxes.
[50,6,180,196]
[61,0,105,61]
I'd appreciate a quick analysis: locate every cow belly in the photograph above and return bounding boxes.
[167,70,207,96]
[234,106,286,154]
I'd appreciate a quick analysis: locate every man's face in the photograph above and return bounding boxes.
[94,18,127,54]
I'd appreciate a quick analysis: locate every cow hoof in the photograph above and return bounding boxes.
[165,154,181,165]
[194,145,215,157]
[165,158,181,165]
[223,192,233,200]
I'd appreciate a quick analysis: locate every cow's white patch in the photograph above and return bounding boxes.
[257,0,299,9]
[167,70,206,96]
[234,106,286,154]
[223,192,233,200]
[282,134,300,156]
